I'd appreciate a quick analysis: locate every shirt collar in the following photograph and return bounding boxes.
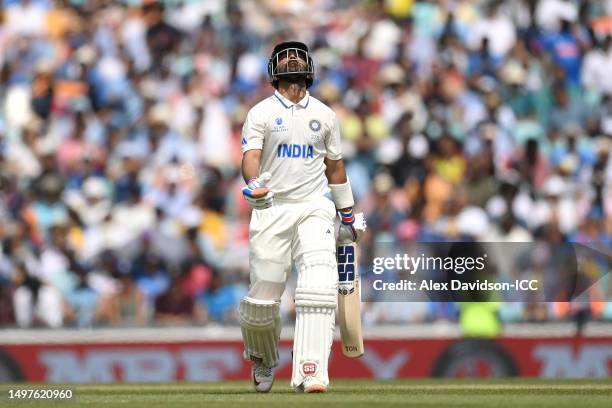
[274,90,310,109]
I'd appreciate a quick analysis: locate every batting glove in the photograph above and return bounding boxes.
[337,208,367,244]
[242,172,274,209]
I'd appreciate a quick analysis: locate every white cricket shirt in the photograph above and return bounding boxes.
[241,90,342,201]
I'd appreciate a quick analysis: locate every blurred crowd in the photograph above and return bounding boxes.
[0,0,610,329]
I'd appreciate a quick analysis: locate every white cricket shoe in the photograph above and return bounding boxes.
[251,358,274,393]
[302,376,327,393]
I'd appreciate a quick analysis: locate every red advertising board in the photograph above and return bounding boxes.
[1,337,611,382]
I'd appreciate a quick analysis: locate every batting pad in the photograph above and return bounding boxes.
[239,297,281,368]
[291,255,337,387]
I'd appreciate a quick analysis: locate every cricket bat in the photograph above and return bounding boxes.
[337,238,364,358]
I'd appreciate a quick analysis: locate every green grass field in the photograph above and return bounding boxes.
[3,379,612,408]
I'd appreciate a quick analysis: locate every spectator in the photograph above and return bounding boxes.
[0,0,610,328]
[64,268,100,328]
[469,0,517,58]
[133,253,170,317]
[12,263,63,328]
[581,35,612,95]
[154,273,206,325]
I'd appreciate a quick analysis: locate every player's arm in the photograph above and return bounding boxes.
[324,157,350,212]
[241,110,273,209]
[241,149,273,209]
[242,149,263,183]
[324,114,353,213]
[326,157,368,244]
[325,157,361,241]
[241,150,273,209]
[324,114,365,241]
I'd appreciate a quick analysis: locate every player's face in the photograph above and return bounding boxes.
[277,49,308,73]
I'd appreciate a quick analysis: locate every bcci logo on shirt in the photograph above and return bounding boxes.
[309,119,321,132]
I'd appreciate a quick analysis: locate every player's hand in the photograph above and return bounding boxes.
[337,209,366,244]
[242,172,274,209]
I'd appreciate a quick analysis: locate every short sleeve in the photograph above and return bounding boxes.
[241,109,266,153]
[325,114,342,160]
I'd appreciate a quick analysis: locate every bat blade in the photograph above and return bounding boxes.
[337,243,364,358]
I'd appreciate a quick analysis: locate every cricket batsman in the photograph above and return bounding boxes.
[239,41,364,393]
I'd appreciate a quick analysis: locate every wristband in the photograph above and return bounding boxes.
[329,180,354,209]
[339,208,355,225]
